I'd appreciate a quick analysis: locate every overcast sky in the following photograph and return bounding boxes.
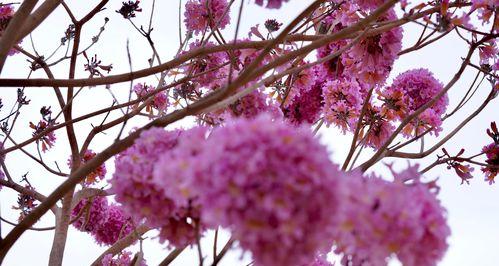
[1,1,498,265]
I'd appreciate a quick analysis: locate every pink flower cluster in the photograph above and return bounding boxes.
[322,78,365,132]
[225,90,281,120]
[283,66,325,125]
[335,167,450,266]
[304,255,334,266]
[111,128,200,247]
[482,122,499,184]
[472,0,498,30]
[133,83,168,114]
[381,68,448,137]
[68,150,107,185]
[94,204,135,246]
[0,4,19,56]
[343,10,403,86]
[182,41,229,90]
[102,250,146,266]
[184,0,231,35]
[29,120,56,152]
[71,197,135,246]
[316,5,403,86]
[482,143,499,184]
[114,115,451,265]
[71,196,108,232]
[102,251,132,266]
[255,0,289,9]
[154,115,343,266]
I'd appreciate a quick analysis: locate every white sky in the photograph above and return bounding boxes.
[0,1,498,265]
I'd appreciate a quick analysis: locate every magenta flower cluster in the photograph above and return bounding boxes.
[153,115,343,266]
[68,149,107,185]
[0,4,20,56]
[111,127,201,247]
[111,114,451,266]
[102,250,146,266]
[255,0,289,9]
[133,83,168,114]
[71,197,135,246]
[382,68,448,137]
[184,0,231,35]
[335,167,450,266]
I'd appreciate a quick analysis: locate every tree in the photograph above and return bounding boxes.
[0,0,497,265]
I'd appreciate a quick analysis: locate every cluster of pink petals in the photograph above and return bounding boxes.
[283,83,323,125]
[322,78,365,132]
[304,255,334,266]
[335,166,450,266]
[111,127,200,247]
[382,68,447,137]
[316,5,402,86]
[478,40,498,66]
[71,196,108,232]
[184,0,231,35]
[68,150,107,185]
[482,143,499,184]
[102,250,147,266]
[362,105,394,148]
[102,251,132,266]
[255,0,289,9]
[342,9,403,86]
[113,113,453,265]
[71,197,135,246]
[112,128,180,226]
[133,83,168,113]
[0,4,19,56]
[225,90,282,120]
[30,120,56,152]
[283,66,326,125]
[472,0,498,29]
[155,115,343,266]
[183,41,229,90]
[94,204,135,246]
[354,0,387,10]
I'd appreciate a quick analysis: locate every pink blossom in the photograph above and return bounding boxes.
[102,250,146,266]
[184,0,231,35]
[102,252,132,266]
[111,128,181,229]
[254,0,289,9]
[165,115,344,266]
[304,255,334,266]
[322,78,364,132]
[335,167,450,266]
[362,105,394,148]
[151,127,208,247]
[283,72,324,125]
[93,204,135,246]
[342,9,403,86]
[182,41,229,89]
[382,68,447,137]
[71,196,108,233]
[29,121,56,152]
[0,4,20,56]
[482,143,499,184]
[68,150,107,185]
[133,83,168,114]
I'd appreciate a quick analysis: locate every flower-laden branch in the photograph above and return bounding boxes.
[359,33,498,171]
[0,0,497,265]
